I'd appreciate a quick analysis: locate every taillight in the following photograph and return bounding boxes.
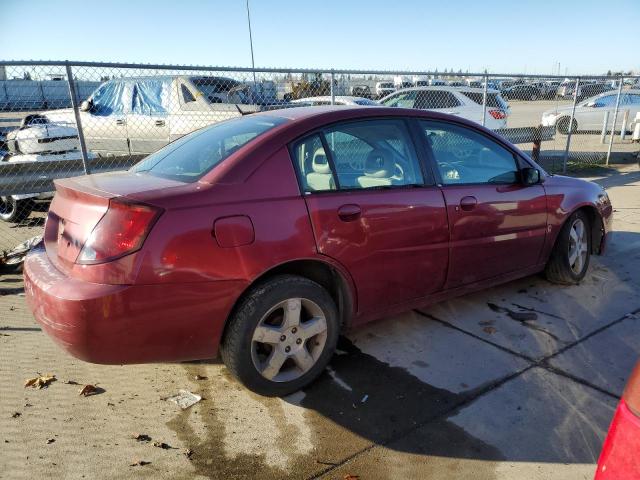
[624,362,640,417]
[488,109,507,119]
[76,199,162,264]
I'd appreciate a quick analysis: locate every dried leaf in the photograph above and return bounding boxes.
[483,326,497,334]
[78,384,97,396]
[24,374,56,389]
[64,380,79,385]
[129,460,150,467]
[194,375,207,381]
[132,433,151,442]
[46,438,55,444]
[153,441,171,449]
[11,412,21,418]
[183,448,194,459]
[344,475,360,480]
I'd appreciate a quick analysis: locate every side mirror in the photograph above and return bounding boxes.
[79,100,91,112]
[521,167,541,185]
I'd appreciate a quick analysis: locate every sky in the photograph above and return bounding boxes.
[1,0,639,75]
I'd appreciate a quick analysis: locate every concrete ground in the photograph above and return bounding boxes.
[1,170,639,480]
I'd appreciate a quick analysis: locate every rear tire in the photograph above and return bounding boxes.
[556,117,577,135]
[545,211,591,284]
[220,275,339,396]
[0,197,34,223]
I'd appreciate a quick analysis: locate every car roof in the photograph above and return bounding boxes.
[290,95,371,103]
[389,86,500,94]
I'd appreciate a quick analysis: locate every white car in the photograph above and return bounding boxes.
[541,89,640,134]
[290,96,378,106]
[379,86,510,130]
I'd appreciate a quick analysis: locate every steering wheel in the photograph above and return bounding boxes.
[438,162,466,182]
[451,146,475,160]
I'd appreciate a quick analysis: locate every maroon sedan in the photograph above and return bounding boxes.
[24,106,613,396]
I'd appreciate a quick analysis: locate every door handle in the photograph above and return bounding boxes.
[155,119,166,127]
[115,119,125,126]
[459,196,477,212]
[337,204,362,222]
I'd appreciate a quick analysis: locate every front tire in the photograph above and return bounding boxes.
[545,211,591,284]
[220,275,339,396]
[0,197,34,223]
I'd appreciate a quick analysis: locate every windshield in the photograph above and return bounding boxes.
[191,77,244,103]
[131,116,287,182]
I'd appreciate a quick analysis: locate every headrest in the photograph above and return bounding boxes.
[364,149,393,178]
[312,148,331,174]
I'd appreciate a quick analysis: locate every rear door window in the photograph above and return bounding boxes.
[292,119,426,192]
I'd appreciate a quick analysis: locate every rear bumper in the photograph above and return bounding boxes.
[23,245,247,364]
[595,400,640,480]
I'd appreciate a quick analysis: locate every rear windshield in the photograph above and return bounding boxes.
[131,116,286,182]
[460,92,508,109]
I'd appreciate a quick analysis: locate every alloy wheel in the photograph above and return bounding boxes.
[568,218,588,275]
[251,297,328,383]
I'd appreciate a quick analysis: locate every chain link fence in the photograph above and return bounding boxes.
[1,61,639,255]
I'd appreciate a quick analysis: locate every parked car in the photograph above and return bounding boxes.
[375,81,395,98]
[541,89,640,134]
[501,84,541,101]
[24,106,612,396]
[556,81,609,101]
[528,81,559,99]
[40,76,273,157]
[595,361,640,479]
[350,85,373,98]
[1,115,96,223]
[379,86,510,129]
[290,96,378,106]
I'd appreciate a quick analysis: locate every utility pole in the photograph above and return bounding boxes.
[245,0,257,97]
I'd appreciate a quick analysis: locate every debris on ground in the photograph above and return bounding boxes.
[360,394,368,403]
[183,448,194,460]
[132,433,151,442]
[24,374,56,389]
[152,441,172,449]
[78,384,98,396]
[194,375,208,380]
[478,320,495,326]
[483,326,497,334]
[344,475,360,480]
[165,390,202,409]
[0,235,42,272]
[11,412,21,418]
[46,438,55,444]
[129,460,151,467]
[64,380,79,385]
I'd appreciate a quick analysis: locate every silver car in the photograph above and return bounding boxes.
[541,89,640,134]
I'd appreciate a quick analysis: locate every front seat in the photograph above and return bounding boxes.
[357,149,395,188]
[306,148,334,191]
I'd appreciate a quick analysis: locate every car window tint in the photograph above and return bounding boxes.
[415,91,461,109]
[181,84,196,103]
[292,134,336,193]
[420,121,518,185]
[323,119,424,190]
[460,92,506,109]
[380,91,416,108]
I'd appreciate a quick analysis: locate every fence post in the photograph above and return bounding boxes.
[562,76,580,173]
[330,70,335,105]
[606,77,624,165]
[600,110,610,144]
[620,109,629,141]
[481,72,488,127]
[65,63,90,175]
